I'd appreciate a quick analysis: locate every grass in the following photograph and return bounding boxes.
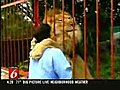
[88,54,120,79]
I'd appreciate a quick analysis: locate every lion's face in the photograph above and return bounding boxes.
[43,9,82,55]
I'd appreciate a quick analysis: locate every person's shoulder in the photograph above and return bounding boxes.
[51,48,61,51]
[48,48,62,53]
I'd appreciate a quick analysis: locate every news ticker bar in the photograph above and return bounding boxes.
[1,79,89,85]
[1,79,120,85]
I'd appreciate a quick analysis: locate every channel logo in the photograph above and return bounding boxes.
[9,67,19,79]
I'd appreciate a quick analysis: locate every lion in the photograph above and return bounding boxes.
[42,9,93,79]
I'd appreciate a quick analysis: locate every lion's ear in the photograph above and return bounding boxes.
[43,8,62,25]
[43,8,54,25]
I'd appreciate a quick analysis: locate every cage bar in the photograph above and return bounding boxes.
[62,0,65,49]
[1,0,27,9]
[44,0,48,24]
[83,0,87,79]
[110,0,115,79]
[34,0,40,28]
[96,0,101,79]
[72,0,77,78]
[53,0,56,41]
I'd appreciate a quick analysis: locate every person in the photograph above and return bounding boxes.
[28,23,72,79]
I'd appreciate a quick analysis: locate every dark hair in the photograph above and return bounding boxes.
[33,23,51,43]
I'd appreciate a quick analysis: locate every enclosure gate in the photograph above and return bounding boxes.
[1,0,119,79]
[1,0,33,67]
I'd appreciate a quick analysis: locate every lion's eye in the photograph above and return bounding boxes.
[59,19,62,22]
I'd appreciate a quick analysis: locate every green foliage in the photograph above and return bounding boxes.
[18,60,29,71]
[1,6,33,40]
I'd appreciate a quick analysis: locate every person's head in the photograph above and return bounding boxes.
[33,23,51,43]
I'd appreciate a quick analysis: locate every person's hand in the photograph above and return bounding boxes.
[30,37,37,50]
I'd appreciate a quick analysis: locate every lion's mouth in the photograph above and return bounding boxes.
[66,30,73,32]
[66,29,77,32]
